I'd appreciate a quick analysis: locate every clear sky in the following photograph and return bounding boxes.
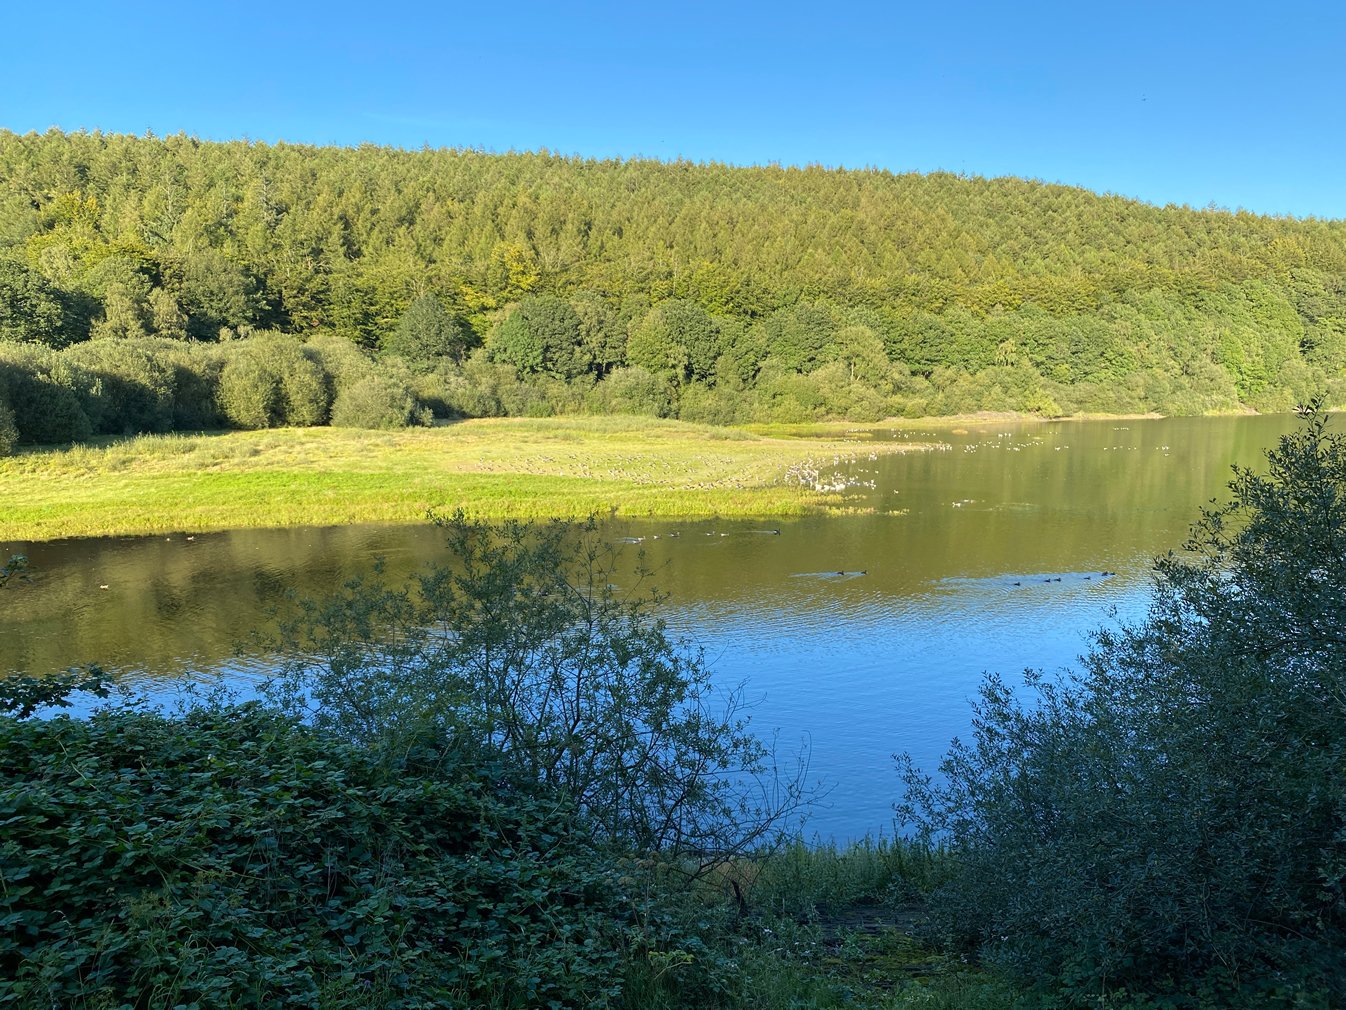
[4,1,1344,219]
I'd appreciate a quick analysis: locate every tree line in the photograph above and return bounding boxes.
[2,129,1346,448]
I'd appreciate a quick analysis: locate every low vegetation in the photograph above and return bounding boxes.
[0,416,920,541]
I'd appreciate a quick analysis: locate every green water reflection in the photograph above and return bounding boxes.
[0,414,1304,838]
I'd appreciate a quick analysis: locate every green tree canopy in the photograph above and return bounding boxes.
[0,259,66,346]
[382,293,471,369]
[627,298,719,384]
[487,294,589,379]
[761,303,836,373]
[569,289,625,378]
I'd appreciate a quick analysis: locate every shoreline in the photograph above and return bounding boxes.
[0,416,926,543]
[0,408,1289,543]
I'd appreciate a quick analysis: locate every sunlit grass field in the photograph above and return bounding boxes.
[0,416,929,541]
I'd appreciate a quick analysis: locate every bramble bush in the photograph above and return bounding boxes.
[0,703,640,1009]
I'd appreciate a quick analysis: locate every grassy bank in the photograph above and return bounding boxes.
[0,415,928,542]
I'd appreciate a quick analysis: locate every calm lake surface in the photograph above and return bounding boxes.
[0,414,1304,840]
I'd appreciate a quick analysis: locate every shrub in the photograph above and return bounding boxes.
[404,361,462,418]
[281,347,330,426]
[435,353,509,417]
[62,338,176,435]
[899,404,1346,1004]
[587,365,673,418]
[155,340,225,430]
[0,703,633,1009]
[270,512,809,862]
[748,367,827,423]
[216,335,331,429]
[330,372,428,429]
[216,346,279,428]
[676,381,744,426]
[0,396,16,456]
[303,331,376,397]
[0,346,93,444]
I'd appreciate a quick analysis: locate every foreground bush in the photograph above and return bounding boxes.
[0,703,637,1009]
[900,405,1346,1006]
[273,511,810,865]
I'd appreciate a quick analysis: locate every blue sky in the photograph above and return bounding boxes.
[4,1,1344,218]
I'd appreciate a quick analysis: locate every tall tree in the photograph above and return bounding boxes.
[488,295,588,380]
[626,298,719,384]
[382,293,471,370]
[0,260,66,346]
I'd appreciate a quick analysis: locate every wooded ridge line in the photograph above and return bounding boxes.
[1,128,1343,445]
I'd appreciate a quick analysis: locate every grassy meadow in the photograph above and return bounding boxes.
[0,416,928,542]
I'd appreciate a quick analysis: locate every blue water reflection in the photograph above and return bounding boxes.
[2,414,1304,841]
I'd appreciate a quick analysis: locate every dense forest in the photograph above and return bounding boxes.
[3,129,1346,447]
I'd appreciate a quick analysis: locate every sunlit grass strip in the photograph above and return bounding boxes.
[0,416,929,541]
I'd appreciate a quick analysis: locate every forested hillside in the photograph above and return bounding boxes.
[3,129,1346,445]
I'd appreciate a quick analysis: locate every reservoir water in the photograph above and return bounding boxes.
[0,414,1305,839]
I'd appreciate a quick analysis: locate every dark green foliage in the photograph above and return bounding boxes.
[751,364,831,423]
[0,703,633,1009]
[676,382,745,425]
[0,345,93,444]
[156,339,226,430]
[899,406,1346,1005]
[272,511,807,862]
[172,248,261,340]
[0,393,15,455]
[761,303,836,374]
[570,289,627,379]
[627,299,720,384]
[587,365,674,417]
[0,666,110,718]
[62,338,176,435]
[436,354,511,417]
[83,254,153,341]
[712,317,767,389]
[0,258,66,346]
[435,353,583,419]
[3,130,1346,436]
[383,293,472,369]
[0,552,26,588]
[303,331,377,392]
[489,295,590,380]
